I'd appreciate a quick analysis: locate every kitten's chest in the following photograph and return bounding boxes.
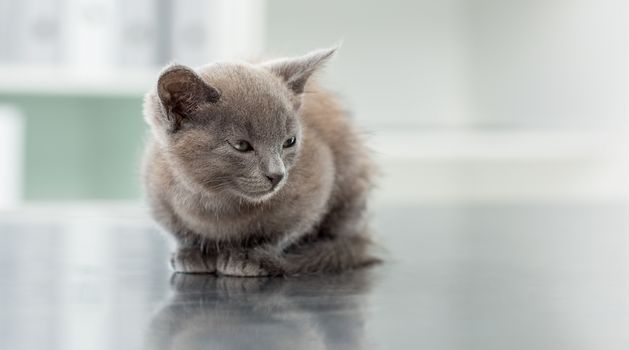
[179,199,295,242]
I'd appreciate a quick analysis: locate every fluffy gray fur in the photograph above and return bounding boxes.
[142,47,377,276]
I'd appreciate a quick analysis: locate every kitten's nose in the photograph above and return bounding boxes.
[265,172,284,187]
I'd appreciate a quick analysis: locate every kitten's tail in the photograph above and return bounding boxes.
[280,235,380,275]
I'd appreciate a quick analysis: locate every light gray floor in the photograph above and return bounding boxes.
[0,202,627,349]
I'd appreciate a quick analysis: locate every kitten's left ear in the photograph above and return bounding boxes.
[157,64,220,131]
[263,46,337,95]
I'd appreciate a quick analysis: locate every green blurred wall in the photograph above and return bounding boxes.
[0,94,146,201]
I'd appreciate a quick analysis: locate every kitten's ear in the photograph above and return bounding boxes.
[263,46,337,95]
[157,65,220,130]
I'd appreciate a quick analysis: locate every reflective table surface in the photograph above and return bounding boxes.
[0,202,627,349]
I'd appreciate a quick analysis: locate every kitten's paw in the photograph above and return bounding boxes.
[171,248,216,274]
[216,250,269,277]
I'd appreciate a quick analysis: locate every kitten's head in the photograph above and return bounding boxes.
[146,47,336,203]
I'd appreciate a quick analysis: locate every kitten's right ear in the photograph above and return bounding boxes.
[157,65,220,131]
[263,46,337,95]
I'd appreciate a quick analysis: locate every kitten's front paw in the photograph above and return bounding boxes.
[216,250,269,277]
[171,248,216,274]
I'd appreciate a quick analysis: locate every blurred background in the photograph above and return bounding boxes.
[0,0,627,208]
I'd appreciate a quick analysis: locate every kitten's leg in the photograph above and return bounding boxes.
[168,228,217,274]
[216,249,268,277]
[278,181,382,275]
[283,234,379,275]
[149,198,216,273]
[155,206,218,273]
[216,247,286,277]
[282,192,378,275]
[171,246,217,273]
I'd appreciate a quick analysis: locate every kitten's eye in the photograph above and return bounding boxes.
[230,140,253,152]
[283,136,297,148]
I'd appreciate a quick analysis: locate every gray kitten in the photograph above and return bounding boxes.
[142,47,377,276]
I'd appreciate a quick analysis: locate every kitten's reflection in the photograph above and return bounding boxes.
[146,271,373,350]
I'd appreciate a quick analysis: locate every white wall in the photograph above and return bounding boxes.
[266,0,628,130]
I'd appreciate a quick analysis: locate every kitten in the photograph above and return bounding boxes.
[142,46,377,276]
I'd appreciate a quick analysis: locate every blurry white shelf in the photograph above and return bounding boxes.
[370,129,625,161]
[0,64,158,96]
[370,129,629,204]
